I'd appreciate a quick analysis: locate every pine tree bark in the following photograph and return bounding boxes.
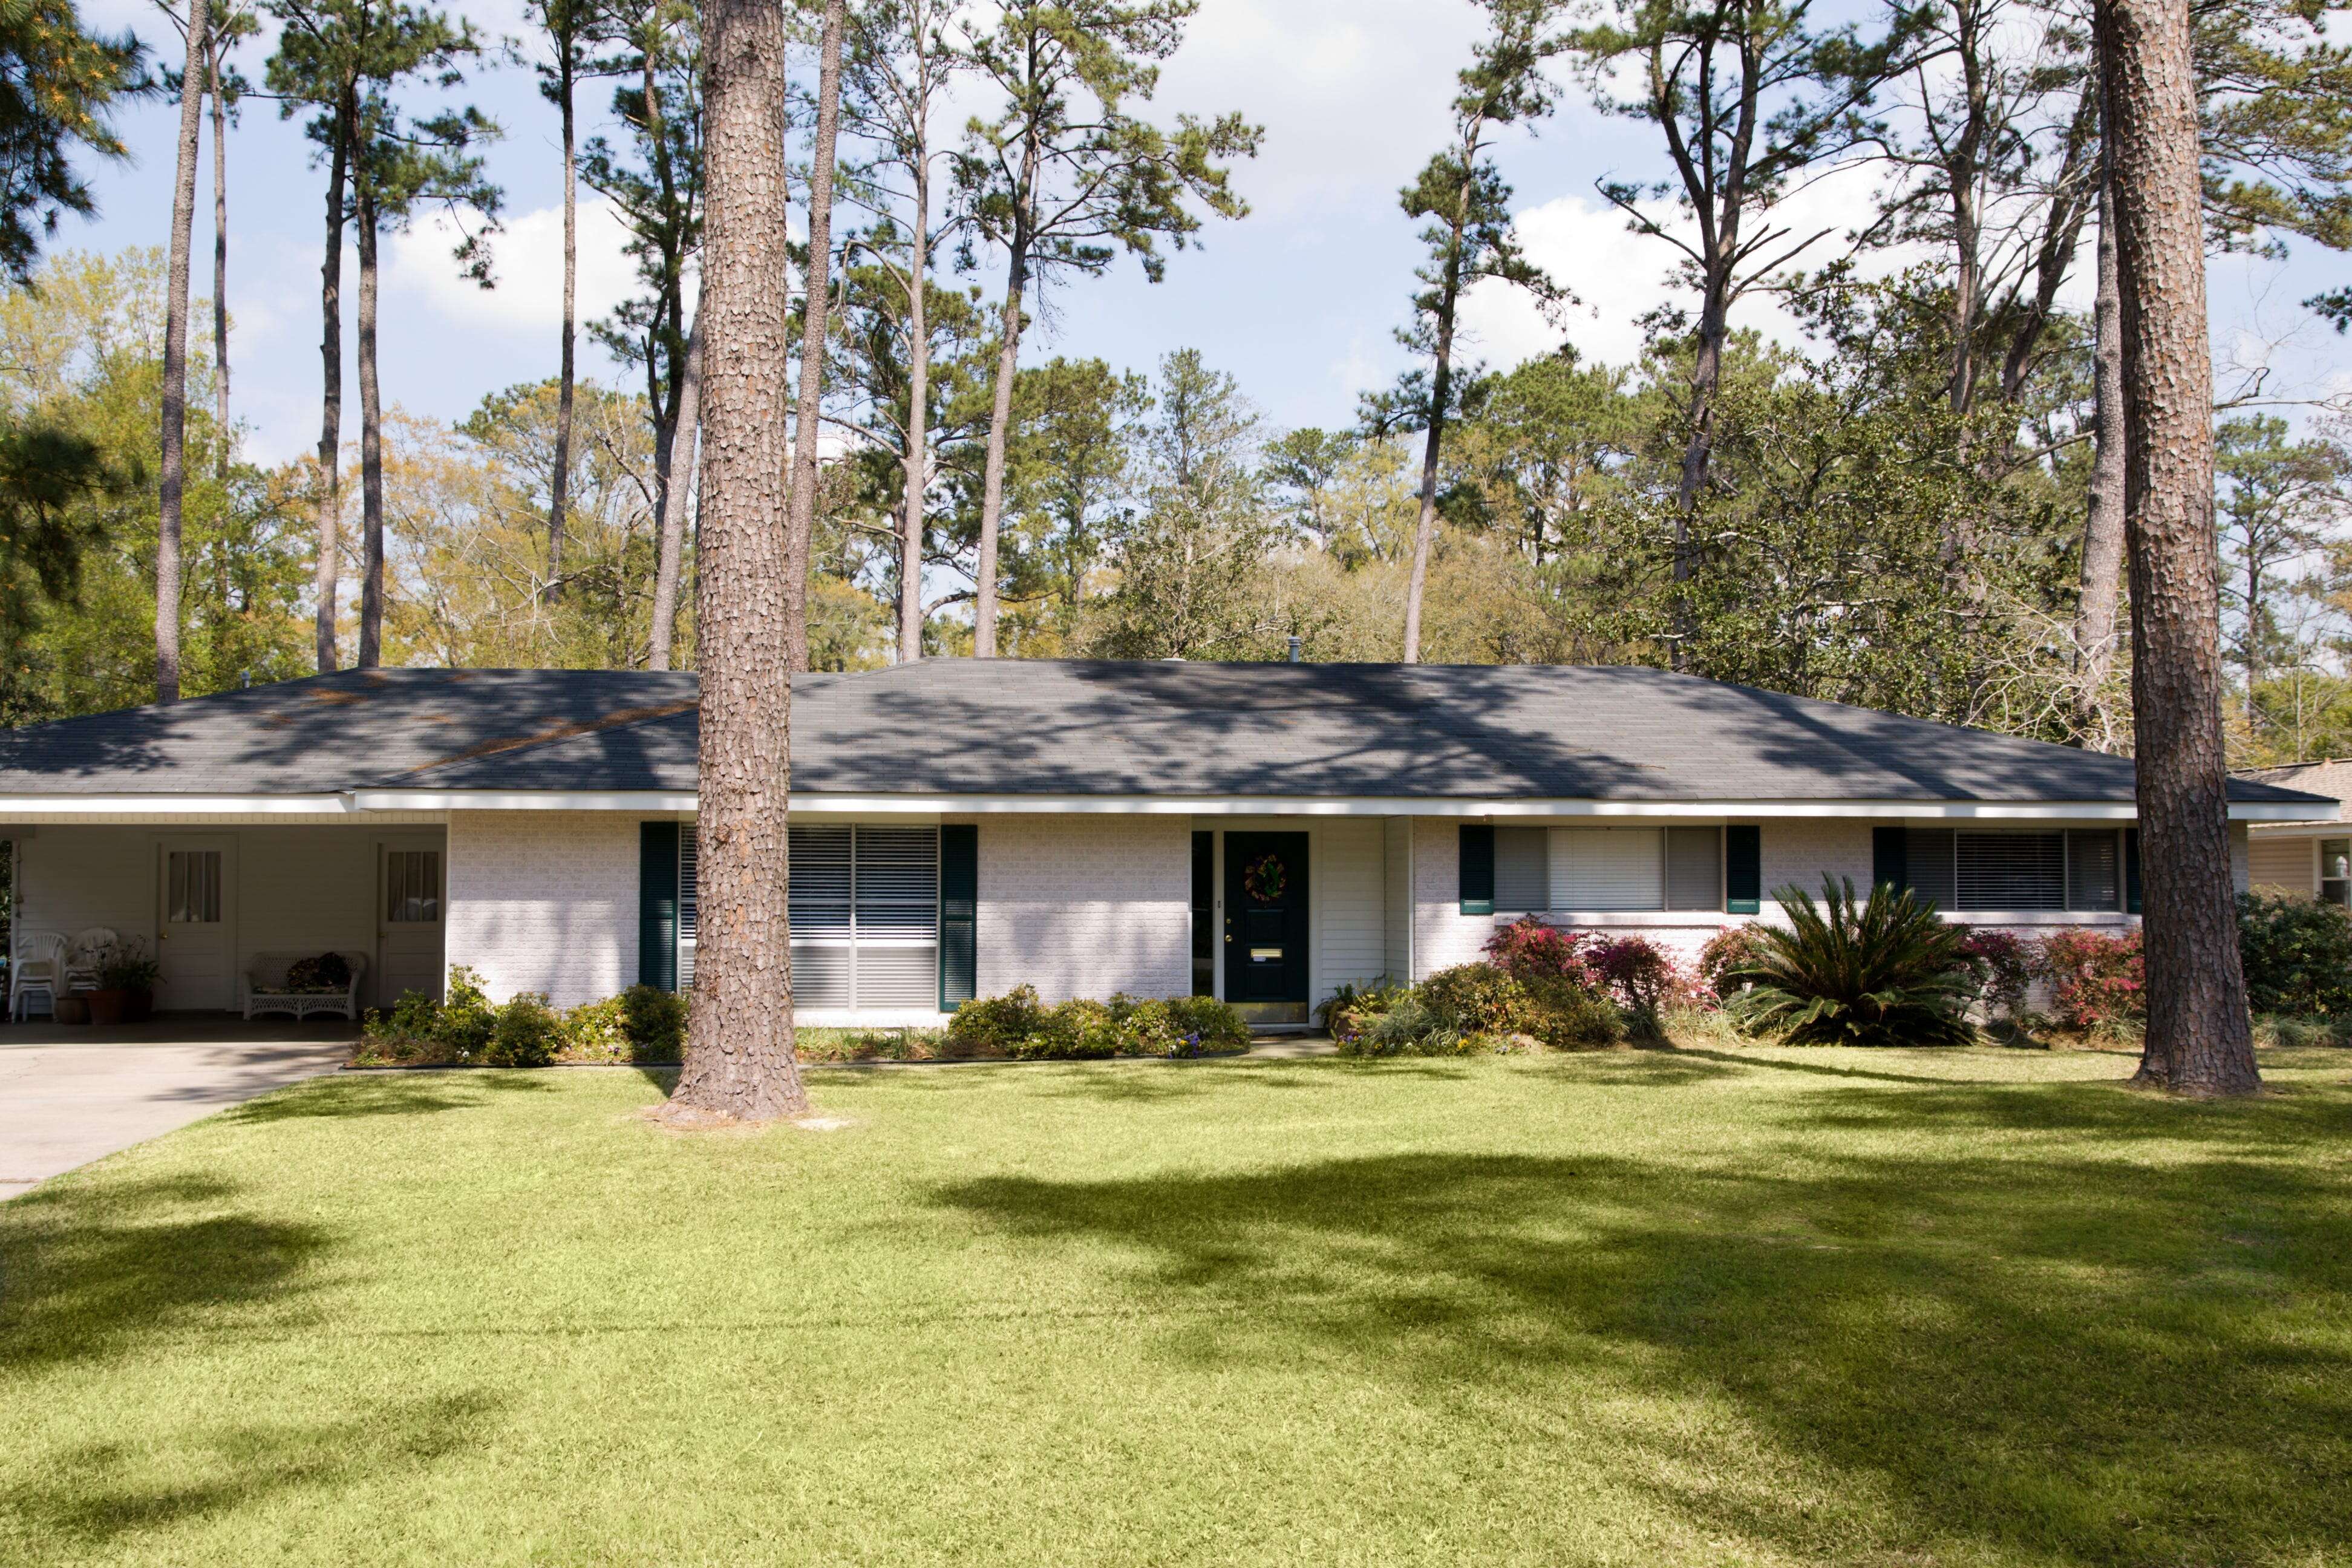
[897,152,932,665]
[312,91,351,673]
[209,27,230,483]
[667,0,806,1121]
[971,128,1039,660]
[1402,203,1465,665]
[2098,0,2261,1095]
[784,0,846,676]
[355,182,385,668]
[2074,149,2129,750]
[157,0,211,705]
[548,43,577,599]
[647,309,700,671]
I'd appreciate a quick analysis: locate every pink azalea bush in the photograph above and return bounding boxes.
[2036,928,2145,1032]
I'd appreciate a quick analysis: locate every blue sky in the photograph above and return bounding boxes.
[68,0,2351,465]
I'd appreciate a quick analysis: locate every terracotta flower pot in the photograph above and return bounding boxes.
[53,995,90,1025]
[86,989,128,1025]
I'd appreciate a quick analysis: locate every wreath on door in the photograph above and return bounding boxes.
[1243,852,1287,905]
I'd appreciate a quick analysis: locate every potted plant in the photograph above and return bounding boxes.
[87,939,160,1025]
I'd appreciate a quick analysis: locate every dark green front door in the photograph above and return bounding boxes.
[1223,831,1309,1020]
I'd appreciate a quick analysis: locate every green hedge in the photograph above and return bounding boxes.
[943,987,1252,1059]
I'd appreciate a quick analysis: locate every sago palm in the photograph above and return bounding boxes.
[1725,878,1977,1048]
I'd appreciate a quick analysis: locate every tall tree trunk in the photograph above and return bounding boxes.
[784,0,846,676]
[312,93,350,673]
[668,0,806,1121]
[2073,155,2129,750]
[648,309,701,671]
[1402,211,1465,665]
[2099,0,2260,1095]
[157,0,210,705]
[1671,266,1730,671]
[549,48,577,598]
[209,30,230,483]
[897,161,932,665]
[355,186,384,669]
[971,131,1039,659]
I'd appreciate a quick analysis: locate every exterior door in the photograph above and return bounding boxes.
[155,837,235,1010]
[1223,831,1309,1023]
[378,840,446,1004]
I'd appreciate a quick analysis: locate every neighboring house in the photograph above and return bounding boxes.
[0,661,2330,1027]
[2241,759,2352,904]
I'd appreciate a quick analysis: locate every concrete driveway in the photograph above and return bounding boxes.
[0,1019,355,1200]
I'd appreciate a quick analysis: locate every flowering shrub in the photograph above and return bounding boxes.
[1955,928,2033,1024]
[1583,935,1684,1035]
[1483,916,1592,982]
[1696,925,1768,1007]
[2036,929,2145,1032]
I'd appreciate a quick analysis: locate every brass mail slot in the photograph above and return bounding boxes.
[1250,947,1282,962]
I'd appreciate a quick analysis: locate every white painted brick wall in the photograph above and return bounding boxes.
[975,814,1190,1003]
[1759,820,1876,915]
[446,810,638,1009]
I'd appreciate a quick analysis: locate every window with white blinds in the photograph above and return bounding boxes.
[678,825,941,1005]
[1495,827,1724,913]
[1550,828,1666,912]
[786,824,939,1008]
[1903,828,2122,912]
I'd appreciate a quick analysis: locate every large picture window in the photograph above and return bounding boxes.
[1494,826,1723,913]
[1902,828,2122,913]
[676,824,939,1006]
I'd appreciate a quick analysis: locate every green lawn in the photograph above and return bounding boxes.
[5,1044,2351,1567]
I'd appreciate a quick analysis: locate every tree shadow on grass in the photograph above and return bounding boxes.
[930,1089,2352,1565]
[2,1390,498,1553]
[0,1174,335,1374]
[222,1072,556,1123]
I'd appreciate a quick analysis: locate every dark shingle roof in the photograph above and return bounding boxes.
[0,661,2329,806]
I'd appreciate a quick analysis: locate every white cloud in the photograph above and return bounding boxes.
[388,195,647,337]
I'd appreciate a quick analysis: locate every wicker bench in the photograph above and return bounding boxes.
[242,951,370,1021]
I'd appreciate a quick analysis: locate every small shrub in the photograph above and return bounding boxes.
[1420,964,1534,1036]
[1347,997,1469,1057]
[439,966,498,1059]
[2035,929,2145,1032]
[1320,978,1410,1045]
[946,985,1050,1056]
[1483,917,1590,981]
[1039,998,1116,1059]
[1583,935,1682,1037]
[485,992,559,1068]
[1520,972,1625,1048]
[2236,892,2352,1017]
[621,984,687,1059]
[1955,928,2033,1025]
[1727,878,1976,1048]
[1696,925,1768,1006]
[1158,995,1252,1054]
[559,995,631,1062]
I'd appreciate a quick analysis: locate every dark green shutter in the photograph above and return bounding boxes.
[1873,826,1909,897]
[2125,828,2142,914]
[939,824,978,1010]
[1459,825,1494,915]
[639,822,679,991]
[1725,825,1761,915]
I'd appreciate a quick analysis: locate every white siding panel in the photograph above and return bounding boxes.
[2247,834,2314,895]
[1315,817,1386,1008]
[1383,817,1411,984]
[2232,822,2252,895]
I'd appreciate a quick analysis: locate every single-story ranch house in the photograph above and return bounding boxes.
[0,661,2333,1027]
[2242,759,2352,905]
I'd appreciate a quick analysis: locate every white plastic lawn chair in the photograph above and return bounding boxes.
[64,927,117,993]
[10,930,68,1021]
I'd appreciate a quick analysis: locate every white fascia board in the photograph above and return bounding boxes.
[0,793,361,817]
[342,789,2336,823]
